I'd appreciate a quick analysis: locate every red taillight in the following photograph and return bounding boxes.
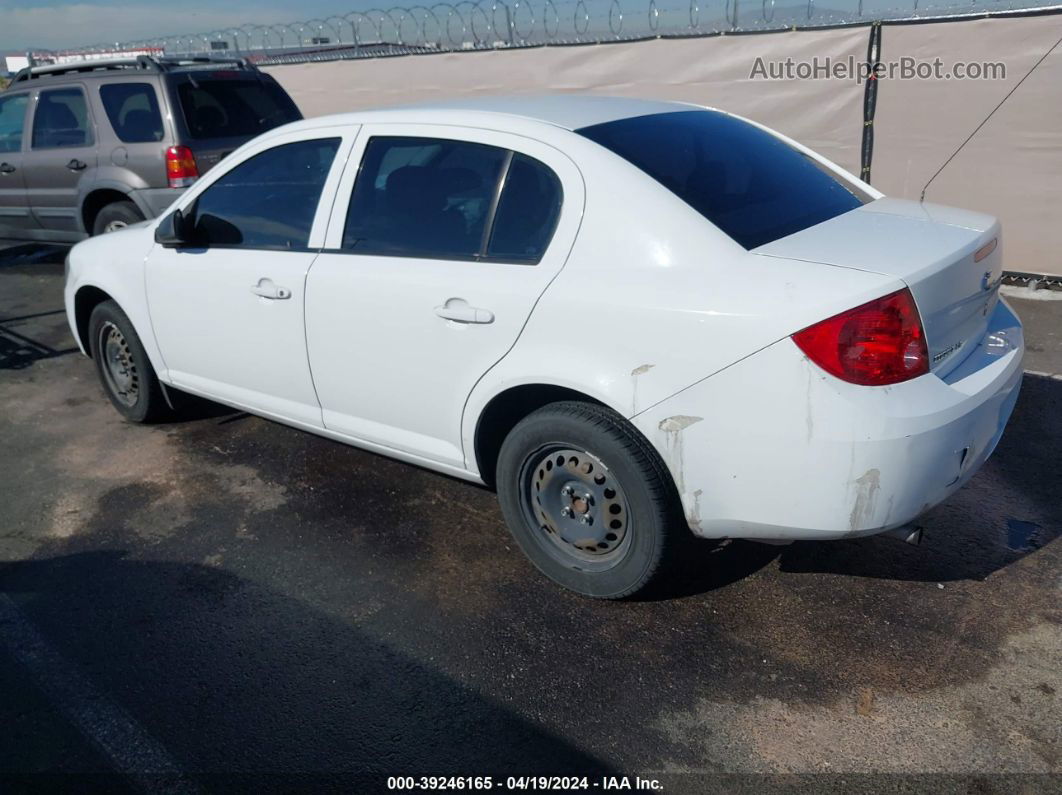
[792,288,929,386]
[165,145,198,188]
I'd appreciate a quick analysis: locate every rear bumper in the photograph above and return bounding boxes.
[633,298,1024,540]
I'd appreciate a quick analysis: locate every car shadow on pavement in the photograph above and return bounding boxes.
[775,373,1061,584]
[0,551,612,789]
[0,310,80,371]
[0,242,68,268]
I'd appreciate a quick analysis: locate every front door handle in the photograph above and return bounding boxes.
[0,163,15,174]
[66,159,87,171]
[251,278,291,300]
[434,299,494,324]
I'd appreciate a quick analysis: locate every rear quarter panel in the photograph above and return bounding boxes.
[461,136,903,474]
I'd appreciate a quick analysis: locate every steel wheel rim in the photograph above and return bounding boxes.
[98,321,139,407]
[518,445,632,571]
[103,220,128,233]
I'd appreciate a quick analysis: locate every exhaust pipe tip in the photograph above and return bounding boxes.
[883,524,924,546]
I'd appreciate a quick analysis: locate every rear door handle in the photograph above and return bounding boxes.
[0,163,15,174]
[251,278,291,300]
[434,300,494,324]
[66,159,87,171]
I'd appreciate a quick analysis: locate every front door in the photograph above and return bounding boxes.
[145,132,351,426]
[22,85,98,235]
[305,125,583,467]
[0,92,35,236]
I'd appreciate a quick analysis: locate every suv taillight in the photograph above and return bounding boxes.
[165,145,198,188]
[791,288,929,386]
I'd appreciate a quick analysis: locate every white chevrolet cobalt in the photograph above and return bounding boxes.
[65,96,1024,598]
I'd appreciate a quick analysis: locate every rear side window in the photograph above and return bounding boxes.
[488,153,563,262]
[343,136,509,259]
[100,83,164,143]
[32,87,93,149]
[578,110,867,250]
[0,94,28,153]
[176,78,300,140]
[191,137,339,249]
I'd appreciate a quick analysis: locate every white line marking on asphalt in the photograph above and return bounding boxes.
[0,593,198,793]
[1025,369,1062,380]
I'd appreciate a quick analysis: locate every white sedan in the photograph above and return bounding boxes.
[64,96,1024,598]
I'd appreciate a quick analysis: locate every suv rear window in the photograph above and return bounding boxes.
[577,110,868,250]
[176,77,300,140]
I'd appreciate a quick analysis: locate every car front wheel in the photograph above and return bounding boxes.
[87,300,169,423]
[496,401,687,599]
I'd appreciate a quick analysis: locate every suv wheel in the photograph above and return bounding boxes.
[93,201,144,235]
[496,401,688,599]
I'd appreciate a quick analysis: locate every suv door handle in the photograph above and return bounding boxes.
[66,159,87,171]
[251,279,291,300]
[0,163,15,174]
[434,300,494,324]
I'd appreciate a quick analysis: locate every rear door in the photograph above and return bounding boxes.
[22,84,98,234]
[145,129,354,425]
[0,91,35,235]
[305,124,584,467]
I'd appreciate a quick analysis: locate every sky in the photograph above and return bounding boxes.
[0,0,363,51]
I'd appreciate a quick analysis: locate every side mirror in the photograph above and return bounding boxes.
[155,208,191,248]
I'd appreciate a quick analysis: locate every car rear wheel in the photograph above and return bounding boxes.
[87,300,169,423]
[93,201,144,235]
[496,401,687,599]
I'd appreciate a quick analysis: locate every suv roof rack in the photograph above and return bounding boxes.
[9,55,258,84]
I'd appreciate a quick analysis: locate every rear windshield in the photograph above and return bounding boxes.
[577,110,868,250]
[175,76,301,140]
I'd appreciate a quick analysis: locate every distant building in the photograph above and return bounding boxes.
[21,47,164,69]
[2,53,30,75]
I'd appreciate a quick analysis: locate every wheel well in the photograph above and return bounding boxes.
[74,286,113,356]
[81,189,133,235]
[474,384,606,488]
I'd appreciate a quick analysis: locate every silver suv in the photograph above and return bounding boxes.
[0,55,301,241]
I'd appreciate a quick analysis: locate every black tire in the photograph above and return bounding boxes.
[92,200,144,236]
[87,300,169,423]
[496,401,688,599]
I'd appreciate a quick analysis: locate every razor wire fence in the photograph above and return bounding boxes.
[33,0,1062,65]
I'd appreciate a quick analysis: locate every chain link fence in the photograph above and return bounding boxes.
[34,0,1062,65]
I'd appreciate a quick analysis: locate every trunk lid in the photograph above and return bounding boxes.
[754,198,1003,378]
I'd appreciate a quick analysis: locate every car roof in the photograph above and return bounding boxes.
[287,95,703,135]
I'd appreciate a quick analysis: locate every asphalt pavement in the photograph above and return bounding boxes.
[1,242,1059,793]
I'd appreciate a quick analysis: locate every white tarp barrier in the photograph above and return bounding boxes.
[266,16,1062,275]
[872,15,1062,278]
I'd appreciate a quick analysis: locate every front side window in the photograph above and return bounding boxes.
[343,136,509,259]
[176,78,301,140]
[190,137,340,249]
[32,88,93,149]
[578,110,868,250]
[100,83,164,143]
[0,93,28,153]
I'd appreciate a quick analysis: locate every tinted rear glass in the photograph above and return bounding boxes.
[487,153,563,262]
[578,110,867,249]
[100,83,164,143]
[343,136,509,259]
[176,77,300,140]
